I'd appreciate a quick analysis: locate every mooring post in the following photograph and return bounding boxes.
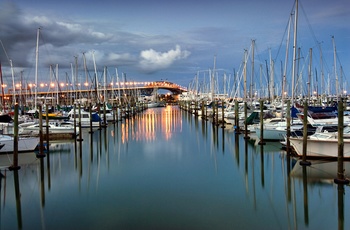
[258,99,266,145]
[300,100,310,166]
[77,103,83,142]
[244,101,250,140]
[334,99,349,184]
[45,105,49,154]
[221,99,225,128]
[286,100,291,154]
[37,104,46,158]
[234,100,241,134]
[9,104,20,171]
[89,102,93,134]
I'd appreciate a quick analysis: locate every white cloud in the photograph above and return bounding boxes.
[139,45,191,73]
[107,52,133,61]
[56,21,83,32]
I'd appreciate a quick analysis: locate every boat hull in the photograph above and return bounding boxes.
[68,109,102,127]
[289,137,350,159]
[22,126,78,135]
[290,159,350,183]
[255,127,286,141]
[146,102,160,108]
[0,135,39,153]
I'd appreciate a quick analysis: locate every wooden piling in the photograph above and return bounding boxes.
[244,101,250,140]
[334,99,350,184]
[286,100,291,154]
[201,100,204,119]
[9,104,20,170]
[300,101,310,166]
[212,101,216,124]
[45,105,50,153]
[37,104,46,158]
[205,101,208,120]
[258,100,265,145]
[194,100,198,117]
[77,103,83,142]
[112,102,116,124]
[103,102,107,127]
[98,104,102,130]
[221,99,225,128]
[215,101,219,126]
[89,102,93,134]
[234,100,241,134]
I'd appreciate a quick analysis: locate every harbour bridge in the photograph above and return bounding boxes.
[5,80,188,105]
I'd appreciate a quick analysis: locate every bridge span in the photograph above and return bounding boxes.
[5,80,188,105]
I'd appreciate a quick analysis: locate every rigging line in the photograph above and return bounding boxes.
[333,43,347,80]
[299,2,338,80]
[299,1,322,53]
[52,67,63,93]
[0,40,11,64]
[273,0,296,62]
[38,30,56,68]
[273,16,291,63]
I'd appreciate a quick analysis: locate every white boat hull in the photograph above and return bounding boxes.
[68,109,102,127]
[255,127,286,141]
[71,120,101,128]
[289,137,350,158]
[0,135,39,153]
[290,159,350,183]
[21,125,78,135]
[147,102,160,108]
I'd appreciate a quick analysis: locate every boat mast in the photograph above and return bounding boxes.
[243,49,248,102]
[82,52,89,101]
[0,62,4,110]
[250,39,255,101]
[332,36,339,99]
[92,51,99,105]
[319,42,325,101]
[56,64,59,106]
[70,63,74,105]
[103,66,107,104]
[283,14,292,103]
[116,68,121,106]
[211,55,216,101]
[291,0,298,104]
[50,64,53,102]
[34,28,40,110]
[307,48,312,103]
[9,59,16,105]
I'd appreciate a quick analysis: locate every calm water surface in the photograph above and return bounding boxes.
[0,106,349,230]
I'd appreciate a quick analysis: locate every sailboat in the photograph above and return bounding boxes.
[146,88,161,108]
[67,108,101,128]
[19,121,79,137]
[0,134,39,153]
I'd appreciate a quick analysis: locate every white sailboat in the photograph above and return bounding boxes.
[290,159,350,183]
[289,125,350,159]
[0,135,39,153]
[19,121,79,136]
[67,108,101,128]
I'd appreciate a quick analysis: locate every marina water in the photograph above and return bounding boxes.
[0,106,349,229]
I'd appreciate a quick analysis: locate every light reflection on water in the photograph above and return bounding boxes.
[119,106,182,143]
[0,105,349,230]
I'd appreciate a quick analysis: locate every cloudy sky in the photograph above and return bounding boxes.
[0,0,349,95]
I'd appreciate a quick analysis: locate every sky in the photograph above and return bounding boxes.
[0,0,349,96]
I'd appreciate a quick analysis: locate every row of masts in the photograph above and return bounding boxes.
[187,0,345,105]
[1,28,151,113]
[1,1,346,111]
